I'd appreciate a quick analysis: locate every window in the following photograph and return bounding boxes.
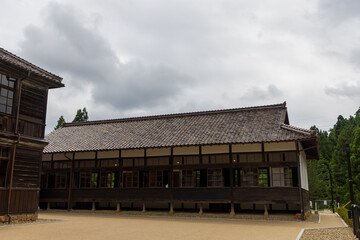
[207,169,222,187]
[122,158,133,167]
[100,172,115,188]
[0,147,9,187]
[174,156,200,165]
[266,152,297,162]
[258,168,269,187]
[240,168,258,186]
[100,159,118,167]
[147,157,169,166]
[55,173,67,189]
[0,74,15,114]
[53,161,71,169]
[271,167,294,187]
[134,158,144,166]
[123,171,138,188]
[235,153,262,163]
[182,170,194,187]
[79,172,98,188]
[202,154,229,164]
[149,171,163,188]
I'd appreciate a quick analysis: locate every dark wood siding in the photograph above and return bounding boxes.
[12,148,42,188]
[0,189,38,214]
[19,85,47,122]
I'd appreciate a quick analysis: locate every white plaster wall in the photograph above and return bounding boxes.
[98,150,119,159]
[173,146,199,155]
[147,147,171,157]
[42,154,52,161]
[299,144,309,191]
[232,143,261,153]
[202,145,229,154]
[264,142,296,151]
[121,149,144,158]
[74,152,96,160]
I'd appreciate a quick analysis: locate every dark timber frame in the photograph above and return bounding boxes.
[0,47,63,220]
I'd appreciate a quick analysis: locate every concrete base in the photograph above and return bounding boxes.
[199,204,203,215]
[264,205,269,217]
[142,203,146,213]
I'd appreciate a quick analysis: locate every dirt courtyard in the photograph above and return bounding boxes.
[0,212,347,240]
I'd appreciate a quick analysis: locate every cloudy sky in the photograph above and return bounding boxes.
[1,0,360,133]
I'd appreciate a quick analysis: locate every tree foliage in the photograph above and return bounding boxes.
[54,108,89,130]
[72,107,89,122]
[54,115,65,130]
[308,107,360,205]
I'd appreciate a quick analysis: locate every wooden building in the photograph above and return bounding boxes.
[0,48,63,222]
[40,102,318,219]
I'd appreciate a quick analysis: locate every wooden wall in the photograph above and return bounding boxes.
[12,148,42,188]
[0,189,38,215]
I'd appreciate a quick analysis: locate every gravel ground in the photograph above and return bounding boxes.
[45,209,319,222]
[301,227,356,240]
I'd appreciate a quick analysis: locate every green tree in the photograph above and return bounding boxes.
[72,107,89,122]
[54,115,66,130]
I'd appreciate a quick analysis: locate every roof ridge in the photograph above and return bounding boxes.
[280,124,316,136]
[63,102,287,127]
[0,47,63,82]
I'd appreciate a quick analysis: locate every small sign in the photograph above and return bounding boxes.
[324,200,327,205]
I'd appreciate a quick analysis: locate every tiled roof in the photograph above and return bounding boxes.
[44,102,317,153]
[0,47,63,84]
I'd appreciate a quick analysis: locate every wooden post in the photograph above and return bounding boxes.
[296,141,304,220]
[229,144,235,216]
[116,202,121,213]
[142,202,146,213]
[199,203,203,215]
[169,202,174,215]
[47,202,51,211]
[92,202,96,212]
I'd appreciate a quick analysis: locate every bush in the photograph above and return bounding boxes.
[335,207,353,228]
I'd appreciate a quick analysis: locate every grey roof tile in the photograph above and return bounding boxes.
[44,102,317,153]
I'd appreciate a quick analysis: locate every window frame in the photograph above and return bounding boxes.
[0,74,16,115]
[207,168,223,187]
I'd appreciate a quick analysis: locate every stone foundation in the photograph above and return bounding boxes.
[0,213,37,224]
[295,210,312,220]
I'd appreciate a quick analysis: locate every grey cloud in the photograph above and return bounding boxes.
[240,84,283,101]
[20,2,189,111]
[325,82,360,98]
[318,0,360,23]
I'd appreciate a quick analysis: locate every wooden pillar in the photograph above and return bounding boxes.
[92,202,96,212]
[169,202,174,215]
[199,203,203,215]
[116,202,121,213]
[296,141,304,220]
[229,144,235,216]
[142,202,146,213]
[47,202,51,210]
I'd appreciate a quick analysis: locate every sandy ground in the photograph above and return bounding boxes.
[0,212,348,240]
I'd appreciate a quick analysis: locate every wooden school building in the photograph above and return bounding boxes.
[0,48,63,222]
[40,102,318,219]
